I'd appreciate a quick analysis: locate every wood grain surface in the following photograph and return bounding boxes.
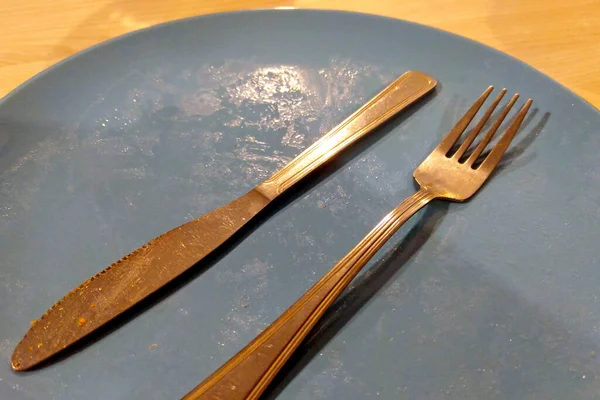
[1,0,599,107]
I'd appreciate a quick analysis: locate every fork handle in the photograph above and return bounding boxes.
[182,188,437,400]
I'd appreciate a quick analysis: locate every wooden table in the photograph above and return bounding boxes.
[1,0,599,108]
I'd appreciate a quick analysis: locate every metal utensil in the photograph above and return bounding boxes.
[182,86,533,400]
[11,71,437,371]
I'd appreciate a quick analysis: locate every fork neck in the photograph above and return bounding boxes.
[374,188,438,241]
[407,188,439,211]
[413,188,438,205]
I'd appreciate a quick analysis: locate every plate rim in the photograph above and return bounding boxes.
[0,7,598,115]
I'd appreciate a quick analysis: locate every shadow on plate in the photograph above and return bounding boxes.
[261,106,550,397]
[262,199,448,399]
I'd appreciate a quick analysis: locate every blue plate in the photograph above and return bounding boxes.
[1,9,599,399]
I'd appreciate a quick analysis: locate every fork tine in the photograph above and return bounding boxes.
[436,86,494,155]
[477,99,533,173]
[452,89,507,161]
[465,93,519,166]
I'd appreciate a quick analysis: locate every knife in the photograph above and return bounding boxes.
[11,70,436,371]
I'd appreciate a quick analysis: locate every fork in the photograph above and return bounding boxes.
[182,87,533,400]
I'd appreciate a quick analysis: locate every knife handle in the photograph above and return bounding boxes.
[181,189,436,400]
[256,71,436,199]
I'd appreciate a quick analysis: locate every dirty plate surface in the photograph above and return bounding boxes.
[1,9,600,400]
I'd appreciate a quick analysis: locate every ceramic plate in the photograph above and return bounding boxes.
[1,9,599,399]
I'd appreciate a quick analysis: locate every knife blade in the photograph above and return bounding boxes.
[11,70,436,371]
